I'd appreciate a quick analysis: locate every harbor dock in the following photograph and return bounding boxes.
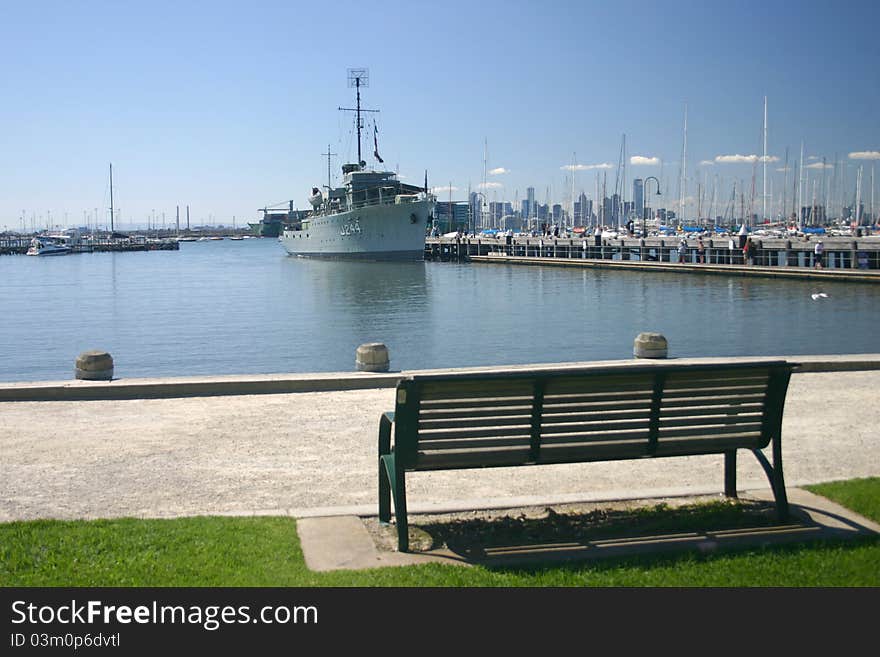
[0,234,179,255]
[425,234,880,282]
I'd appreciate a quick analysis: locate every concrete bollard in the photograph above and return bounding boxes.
[356,343,390,372]
[634,333,668,359]
[75,350,114,380]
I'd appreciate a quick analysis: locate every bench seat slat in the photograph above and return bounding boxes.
[419,381,533,401]
[546,372,654,394]
[656,403,764,417]
[538,441,650,462]
[661,384,768,397]
[664,369,770,381]
[419,406,533,420]
[545,390,655,400]
[657,423,763,439]
[417,425,532,440]
[540,429,651,444]
[654,434,766,455]
[657,413,764,428]
[659,393,767,407]
[541,409,654,422]
[542,395,654,410]
[419,436,532,451]
[416,448,531,470]
[420,415,533,430]
[539,418,652,433]
[420,397,533,410]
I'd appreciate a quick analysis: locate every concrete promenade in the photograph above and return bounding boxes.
[2,355,879,523]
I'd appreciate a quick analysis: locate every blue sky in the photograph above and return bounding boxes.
[1,0,878,230]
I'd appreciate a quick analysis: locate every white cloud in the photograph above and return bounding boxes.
[630,155,660,166]
[849,151,880,160]
[807,155,820,161]
[488,167,508,175]
[477,181,504,189]
[430,185,458,194]
[715,154,780,164]
[699,160,715,166]
[775,167,791,172]
[805,162,833,169]
[561,163,613,171]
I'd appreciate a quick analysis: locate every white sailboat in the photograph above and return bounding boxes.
[279,69,434,259]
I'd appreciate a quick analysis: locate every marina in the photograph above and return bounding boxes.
[1,233,179,255]
[2,237,879,383]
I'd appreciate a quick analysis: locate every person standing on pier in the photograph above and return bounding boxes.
[697,236,705,264]
[743,236,755,266]
[678,236,688,263]
[814,240,825,268]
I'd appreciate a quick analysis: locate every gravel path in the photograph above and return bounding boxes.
[2,371,878,521]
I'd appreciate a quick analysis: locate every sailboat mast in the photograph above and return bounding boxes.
[762,96,767,222]
[109,163,114,232]
[679,104,688,225]
[798,141,805,229]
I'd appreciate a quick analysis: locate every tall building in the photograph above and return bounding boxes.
[433,201,470,232]
[468,192,482,230]
[573,192,590,224]
[633,178,644,219]
[527,187,535,219]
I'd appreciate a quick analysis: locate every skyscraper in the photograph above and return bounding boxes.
[633,179,644,220]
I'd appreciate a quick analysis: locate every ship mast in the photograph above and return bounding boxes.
[340,69,378,170]
[109,162,114,232]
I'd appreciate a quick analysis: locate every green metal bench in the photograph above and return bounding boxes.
[378,359,795,552]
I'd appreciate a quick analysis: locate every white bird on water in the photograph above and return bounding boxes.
[811,292,829,300]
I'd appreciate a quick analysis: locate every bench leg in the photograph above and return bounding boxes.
[750,435,789,522]
[378,412,395,524]
[379,454,409,552]
[378,456,392,524]
[724,450,738,498]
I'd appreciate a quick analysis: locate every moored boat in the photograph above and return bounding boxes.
[25,237,72,256]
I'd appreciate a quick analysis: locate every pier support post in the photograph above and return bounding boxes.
[75,350,114,380]
[852,241,858,269]
[356,343,390,372]
[633,333,668,359]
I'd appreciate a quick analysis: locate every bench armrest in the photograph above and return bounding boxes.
[378,411,395,456]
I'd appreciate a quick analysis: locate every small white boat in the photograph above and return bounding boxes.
[26,237,72,256]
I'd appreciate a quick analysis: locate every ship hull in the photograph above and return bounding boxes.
[279,199,431,259]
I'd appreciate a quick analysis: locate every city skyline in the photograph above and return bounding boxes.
[2,0,878,231]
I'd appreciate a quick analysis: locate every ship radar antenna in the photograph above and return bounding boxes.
[340,68,378,170]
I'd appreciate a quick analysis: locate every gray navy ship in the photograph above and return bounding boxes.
[280,69,434,259]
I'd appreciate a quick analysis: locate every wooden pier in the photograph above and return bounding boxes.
[425,235,880,283]
[0,235,179,255]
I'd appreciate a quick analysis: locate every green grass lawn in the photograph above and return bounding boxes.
[1,477,877,587]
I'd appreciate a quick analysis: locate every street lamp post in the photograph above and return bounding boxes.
[643,176,662,237]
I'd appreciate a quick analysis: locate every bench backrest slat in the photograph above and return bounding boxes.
[392,361,793,471]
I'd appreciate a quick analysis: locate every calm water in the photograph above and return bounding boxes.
[1,238,878,382]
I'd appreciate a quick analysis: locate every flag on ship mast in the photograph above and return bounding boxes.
[373,123,384,163]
